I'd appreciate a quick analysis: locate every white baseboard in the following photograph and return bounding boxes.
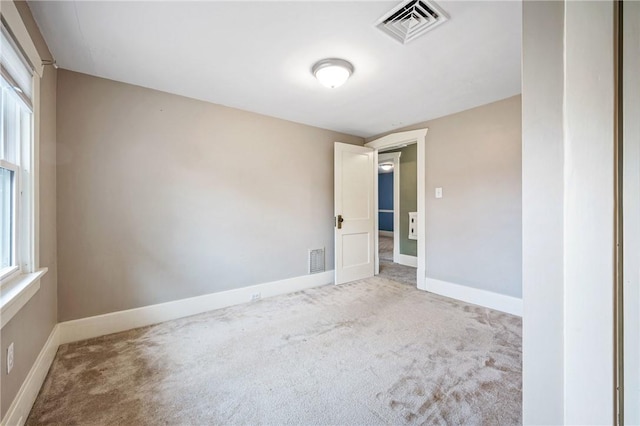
[378,230,393,237]
[57,270,334,345]
[425,277,523,317]
[395,254,418,268]
[1,325,60,426]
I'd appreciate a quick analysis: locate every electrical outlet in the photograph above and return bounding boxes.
[7,342,14,374]
[251,292,261,301]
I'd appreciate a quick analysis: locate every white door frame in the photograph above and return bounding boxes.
[366,129,428,290]
[377,151,401,269]
[622,2,640,419]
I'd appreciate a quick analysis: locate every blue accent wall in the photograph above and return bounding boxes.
[378,172,394,210]
[378,172,394,231]
[379,212,393,231]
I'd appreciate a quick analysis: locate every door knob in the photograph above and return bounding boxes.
[336,214,344,229]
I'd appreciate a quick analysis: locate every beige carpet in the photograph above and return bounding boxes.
[379,235,417,286]
[27,277,522,425]
[379,235,395,262]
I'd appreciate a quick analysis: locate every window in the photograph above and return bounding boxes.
[0,24,34,282]
[0,2,47,329]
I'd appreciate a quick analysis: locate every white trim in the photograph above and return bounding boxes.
[425,277,523,317]
[416,137,425,290]
[367,129,428,151]
[395,254,418,268]
[0,1,44,77]
[373,150,379,275]
[0,266,20,284]
[57,271,334,345]
[367,129,428,290]
[0,268,47,328]
[31,73,40,272]
[378,230,393,237]
[392,147,400,248]
[378,152,401,163]
[1,324,59,426]
[0,159,19,172]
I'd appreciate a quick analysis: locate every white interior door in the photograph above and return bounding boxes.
[334,142,375,285]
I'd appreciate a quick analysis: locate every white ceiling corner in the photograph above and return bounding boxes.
[27,0,522,138]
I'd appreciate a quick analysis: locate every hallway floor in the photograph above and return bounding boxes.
[378,235,417,287]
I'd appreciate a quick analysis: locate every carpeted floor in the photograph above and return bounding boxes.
[379,235,395,262]
[378,235,417,286]
[27,277,522,425]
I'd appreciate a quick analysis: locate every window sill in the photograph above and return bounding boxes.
[0,268,47,329]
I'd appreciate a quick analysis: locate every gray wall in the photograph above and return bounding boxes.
[388,144,417,257]
[1,0,57,419]
[369,95,522,298]
[56,70,363,321]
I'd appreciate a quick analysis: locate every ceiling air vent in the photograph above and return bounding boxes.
[376,0,449,44]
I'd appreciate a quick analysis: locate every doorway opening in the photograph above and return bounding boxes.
[377,147,417,286]
[366,129,428,290]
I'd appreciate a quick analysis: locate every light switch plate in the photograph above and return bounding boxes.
[435,187,443,199]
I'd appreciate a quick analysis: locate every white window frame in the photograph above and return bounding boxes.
[0,1,47,329]
[0,157,21,281]
[0,81,34,281]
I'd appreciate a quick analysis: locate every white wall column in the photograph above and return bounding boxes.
[623,1,640,422]
[521,1,565,423]
[563,1,615,423]
[523,1,616,424]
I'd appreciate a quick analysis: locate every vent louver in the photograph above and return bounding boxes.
[308,248,325,274]
[376,0,449,44]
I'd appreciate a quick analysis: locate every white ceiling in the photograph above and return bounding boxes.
[28,1,521,138]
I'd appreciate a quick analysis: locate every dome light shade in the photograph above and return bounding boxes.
[379,163,394,172]
[312,58,354,89]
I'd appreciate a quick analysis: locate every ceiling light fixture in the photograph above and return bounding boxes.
[379,163,394,172]
[312,58,354,89]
